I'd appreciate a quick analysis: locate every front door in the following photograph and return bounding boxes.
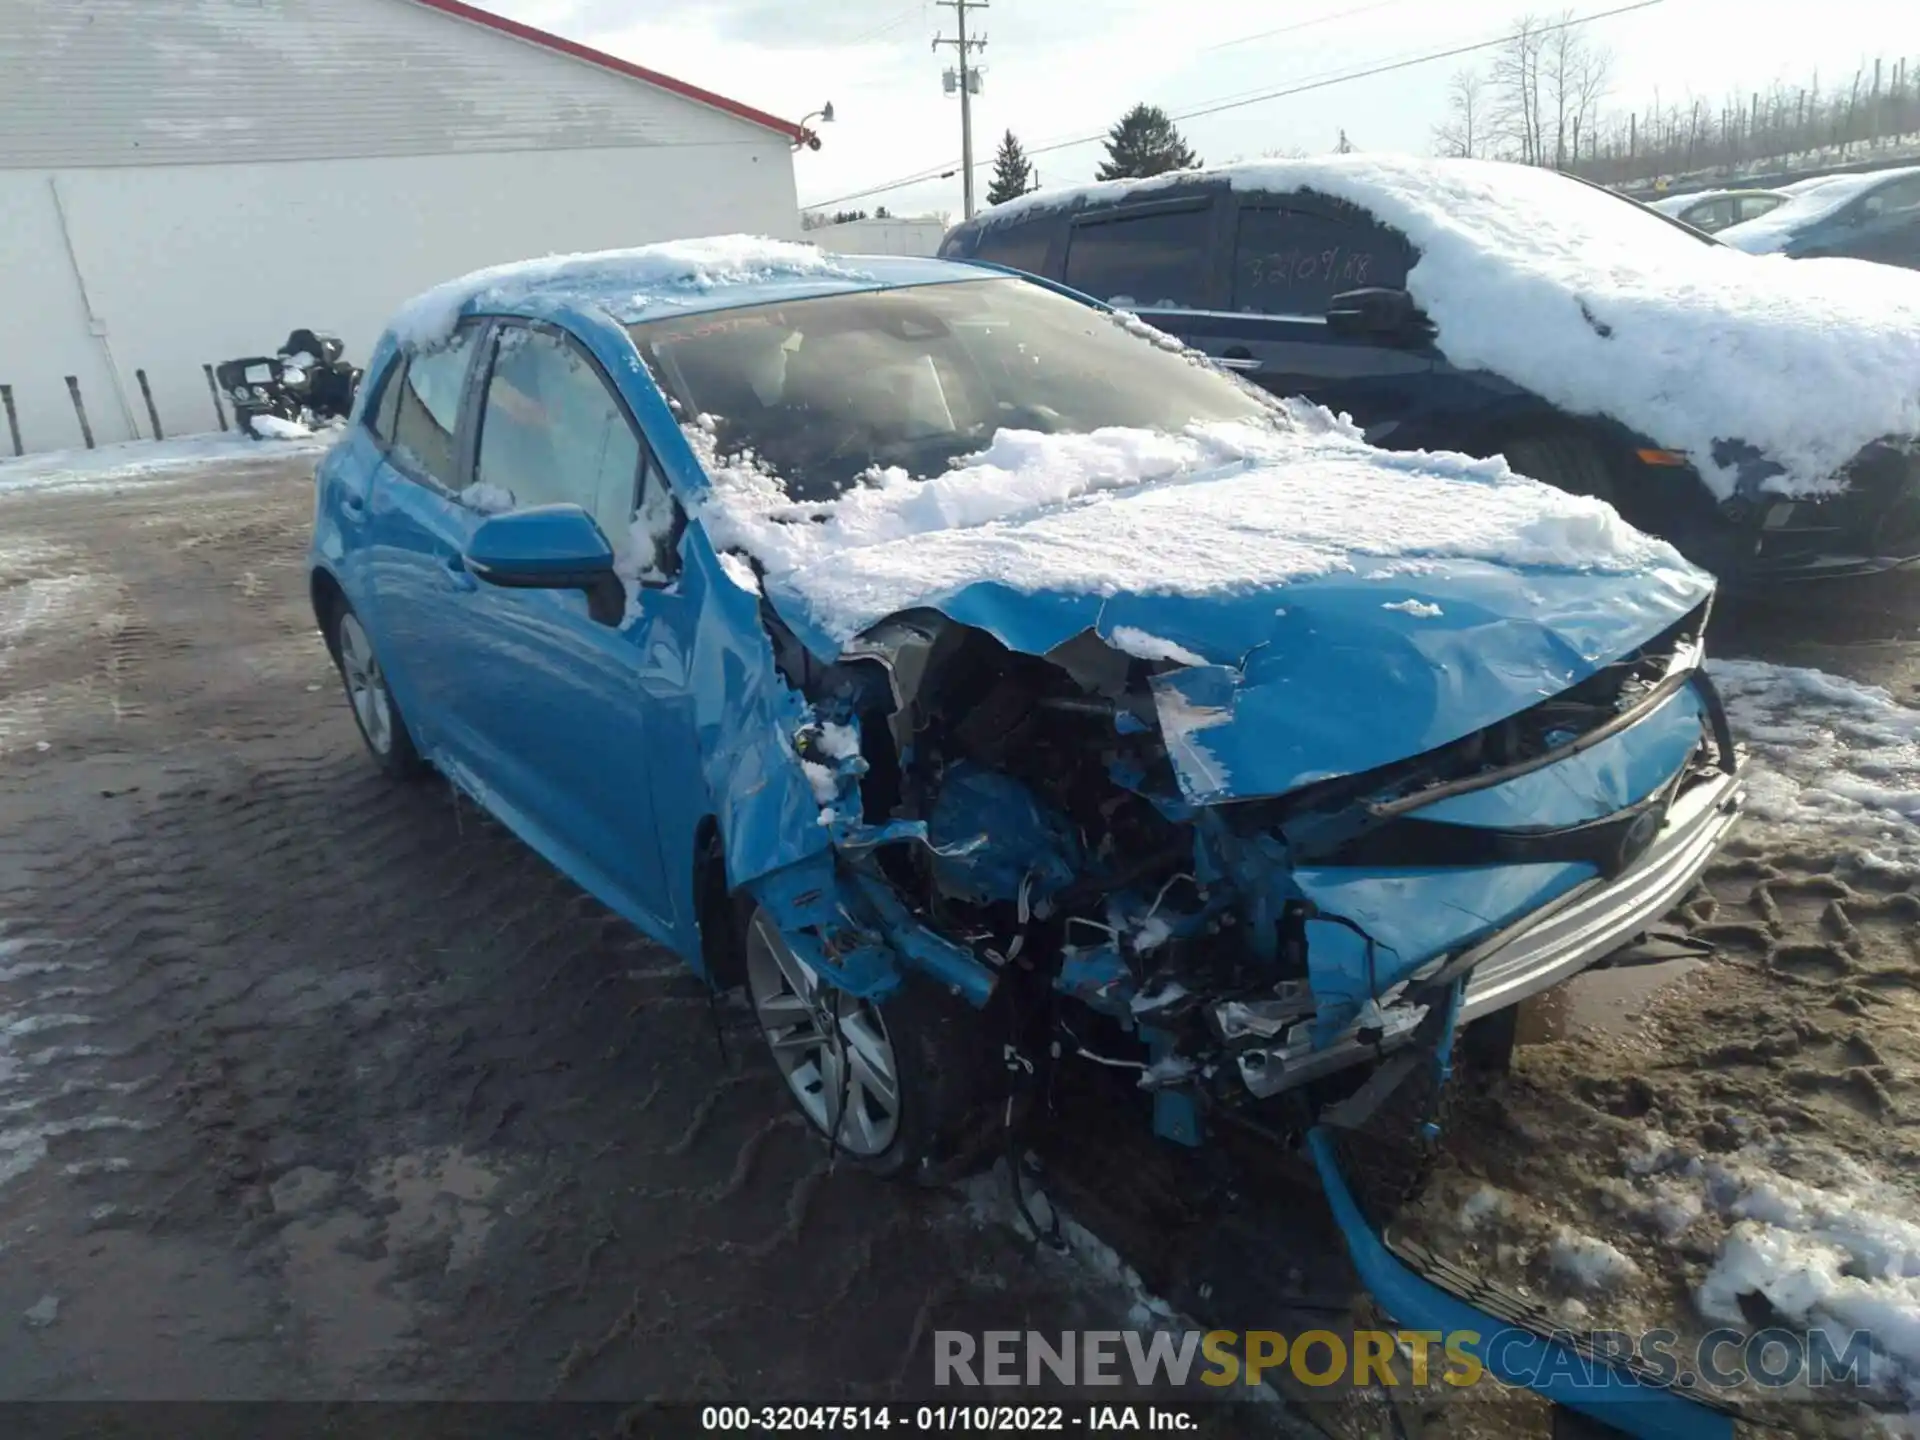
[1202,199,1437,440]
[1846,175,1920,270]
[436,321,677,937]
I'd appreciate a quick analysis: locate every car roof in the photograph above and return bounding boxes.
[603,255,986,326]
[388,241,998,353]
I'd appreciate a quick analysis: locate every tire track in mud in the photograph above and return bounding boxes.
[0,458,1187,1413]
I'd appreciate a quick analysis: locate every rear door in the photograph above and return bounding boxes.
[1213,196,1436,436]
[361,322,487,765]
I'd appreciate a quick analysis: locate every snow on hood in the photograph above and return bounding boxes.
[693,402,1695,651]
[1718,164,1920,253]
[391,236,876,351]
[974,155,1920,500]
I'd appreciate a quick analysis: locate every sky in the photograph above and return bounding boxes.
[485,0,1911,218]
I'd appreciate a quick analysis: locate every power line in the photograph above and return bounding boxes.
[802,0,1666,210]
[844,3,923,46]
[1202,0,1422,53]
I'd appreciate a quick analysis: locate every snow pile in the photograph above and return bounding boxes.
[693,408,1690,647]
[247,413,311,440]
[391,236,877,351]
[979,155,1920,499]
[0,430,332,497]
[1708,658,1920,862]
[1549,1228,1641,1290]
[1720,166,1920,254]
[1107,627,1206,667]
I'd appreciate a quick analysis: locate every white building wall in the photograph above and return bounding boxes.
[808,218,949,257]
[0,142,800,455]
[0,0,781,168]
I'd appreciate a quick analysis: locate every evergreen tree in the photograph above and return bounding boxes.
[986,130,1035,205]
[1095,104,1200,181]
[1335,129,1356,153]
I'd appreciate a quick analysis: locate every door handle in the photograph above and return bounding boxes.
[442,553,477,592]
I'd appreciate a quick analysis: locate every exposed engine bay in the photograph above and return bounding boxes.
[757,596,1735,1148]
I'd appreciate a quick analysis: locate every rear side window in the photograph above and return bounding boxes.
[1863,175,1920,218]
[969,219,1055,276]
[366,357,404,444]
[390,326,478,487]
[1737,194,1783,223]
[473,325,642,544]
[1062,206,1210,309]
[1230,205,1413,317]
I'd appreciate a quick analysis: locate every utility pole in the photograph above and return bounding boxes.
[934,0,987,218]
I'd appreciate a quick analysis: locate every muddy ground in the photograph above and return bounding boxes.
[0,451,1914,1435]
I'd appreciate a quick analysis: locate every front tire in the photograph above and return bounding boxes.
[329,602,426,781]
[743,904,983,1179]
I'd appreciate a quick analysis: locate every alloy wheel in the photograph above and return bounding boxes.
[336,612,394,757]
[745,909,902,1157]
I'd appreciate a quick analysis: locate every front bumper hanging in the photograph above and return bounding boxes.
[1306,1127,1738,1440]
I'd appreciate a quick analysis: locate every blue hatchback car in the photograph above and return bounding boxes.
[309,240,1745,1185]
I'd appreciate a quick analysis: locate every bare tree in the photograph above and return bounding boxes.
[1489,14,1548,164]
[1537,10,1612,168]
[1432,68,1490,157]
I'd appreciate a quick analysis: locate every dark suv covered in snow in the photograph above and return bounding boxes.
[939,156,1920,584]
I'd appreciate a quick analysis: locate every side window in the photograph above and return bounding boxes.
[1230,205,1413,317]
[360,357,405,445]
[631,454,685,583]
[390,326,478,487]
[1062,206,1210,310]
[970,219,1056,277]
[1862,176,1920,219]
[473,326,642,545]
[1689,199,1732,231]
[1739,195,1784,223]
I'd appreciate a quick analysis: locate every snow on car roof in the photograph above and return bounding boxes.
[390,238,971,350]
[694,405,1691,648]
[1719,164,1920,253]
[972,155,1920,500]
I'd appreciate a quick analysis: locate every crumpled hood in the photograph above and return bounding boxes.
[908,562,1710,802]
[698,418,1713,802]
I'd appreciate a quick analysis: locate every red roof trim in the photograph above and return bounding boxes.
[408,0,806,141]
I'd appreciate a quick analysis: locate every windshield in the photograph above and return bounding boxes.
[629,277,1273,502]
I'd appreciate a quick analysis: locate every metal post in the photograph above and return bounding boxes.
[136,369,164,441]
[203,363,230,432]
[65,376,95,450]
[1,385,21,457]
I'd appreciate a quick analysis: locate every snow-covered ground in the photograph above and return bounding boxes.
[0,428,333,498]
[1709,657,1920,868]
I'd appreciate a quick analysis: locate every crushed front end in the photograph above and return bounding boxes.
[761,586,1743,1151]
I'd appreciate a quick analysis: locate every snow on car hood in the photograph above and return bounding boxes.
[696,409,1714,796]
[1718,165,1920,254]
[974,155,1920,500]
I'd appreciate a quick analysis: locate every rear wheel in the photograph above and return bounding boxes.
[329,602,427,781]
[1501,433,1619,505]
[743,904,984,1179]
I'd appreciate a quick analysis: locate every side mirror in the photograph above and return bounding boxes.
[1326,287,1431,342]
[465,504,625,625]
